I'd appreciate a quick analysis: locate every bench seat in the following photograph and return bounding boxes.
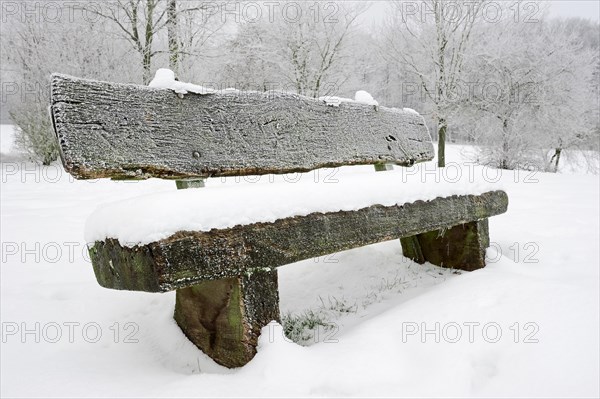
[85,170,508,292]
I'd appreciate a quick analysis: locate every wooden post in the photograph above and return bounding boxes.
[174,269,280,368]
[175,179,205,189]
[400,220,490,271]
[374,164,394,172]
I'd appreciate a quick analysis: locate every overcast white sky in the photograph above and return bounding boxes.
[548,0,600,19]
[360,1,600,26]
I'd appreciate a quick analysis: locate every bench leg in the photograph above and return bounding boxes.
[174,268,280,368]
[400,219,490,271]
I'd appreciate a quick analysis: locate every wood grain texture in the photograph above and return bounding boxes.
[89,191,508,292]
[50,74,434,179]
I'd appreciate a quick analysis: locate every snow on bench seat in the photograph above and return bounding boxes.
[85,166,505,248]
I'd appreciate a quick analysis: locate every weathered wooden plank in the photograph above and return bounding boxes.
[89,191,508,292]
[50,74,434,180]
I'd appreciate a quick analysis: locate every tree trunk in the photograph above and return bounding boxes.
[437,118,447,168]
[435,1,446,169]
[500,118,510,170]
[550,147,562,173]
[167,0,179,75]
[142,53,152,85]
[142,0,156,84]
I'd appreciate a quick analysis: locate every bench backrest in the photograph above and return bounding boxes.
[50,74,434,180]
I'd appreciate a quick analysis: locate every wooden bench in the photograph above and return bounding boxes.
[50,74,508,368]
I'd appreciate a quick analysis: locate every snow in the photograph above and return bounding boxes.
[320,92,413,112]
[318,91,379,108]
[1,124,16,153]
[1,141,598,398]
[318,95,354,107]
[147,72,388,114]
[354,90,379,106]
[403,107,420,115]
[148,68,215,95]
[148,69,385,107]
[85,167,503,247]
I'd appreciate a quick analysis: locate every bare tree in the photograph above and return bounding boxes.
[89,0,221,83]
[382,0,486,167]
[86,0,162,84]
[219,2,366,97]
[166,0,179,73]
[1,5,137,164]
[462,14,598,171]
[275,2,368,97]
[221,23,281,91]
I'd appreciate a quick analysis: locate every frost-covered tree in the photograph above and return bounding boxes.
[163,1,224,82]
[2,17,60,164]
[220,23,281,91]
[220,2,366,97]
[460,15,598,171]
[274,2,367,97]
[1,7,138,164]
[1,0,222,163]
[382,0,487,167]
[86,0,163,84]
[89,0,222,84]
[344,32,387,101]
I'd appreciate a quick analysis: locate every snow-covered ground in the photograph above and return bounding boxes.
[0,124,26,163]
[1,143,598,398]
